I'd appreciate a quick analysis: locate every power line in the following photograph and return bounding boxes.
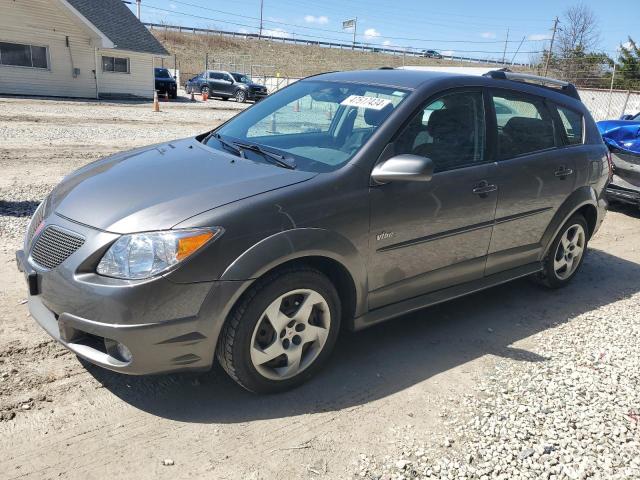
[144,2,547,49]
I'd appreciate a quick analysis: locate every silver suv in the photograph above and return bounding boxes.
[16,69,610,393]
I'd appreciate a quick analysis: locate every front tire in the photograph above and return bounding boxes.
[217,268,341,393]
[235,89,247,103]
[536,214,589,289]
[201,85,210,95]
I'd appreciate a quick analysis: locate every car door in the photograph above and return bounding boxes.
[368,88,499,309]
[485,89,578,275]
[220,73,236,96]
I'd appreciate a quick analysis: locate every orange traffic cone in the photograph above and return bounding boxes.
[153,90,160,112]
[202,91,208,101]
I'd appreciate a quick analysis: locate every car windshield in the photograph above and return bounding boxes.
[155,69,171,78]
[231,73,251,83]
[208,80,409,172]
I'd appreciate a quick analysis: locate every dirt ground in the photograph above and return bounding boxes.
[0,96,639,480]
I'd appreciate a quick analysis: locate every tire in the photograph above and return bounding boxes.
[185,85,192,94]
[217,267,341,393]
[201,85,209,95]
[535,214,589,289]
[235,89,247,103]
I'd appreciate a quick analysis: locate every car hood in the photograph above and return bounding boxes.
[49,138,317,233]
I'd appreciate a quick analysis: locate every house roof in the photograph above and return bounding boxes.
[64,0,169,56]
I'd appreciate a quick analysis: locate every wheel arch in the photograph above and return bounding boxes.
[220,228,368,327]
[540,186,601,259]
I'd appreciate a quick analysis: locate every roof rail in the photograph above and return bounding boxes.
[483,70,581,101]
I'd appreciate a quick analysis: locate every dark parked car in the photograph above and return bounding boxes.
[598,113,640,207]
[17,69,609,393]
[154,67,177,99]
[422,49,443,59]
[185,70,268,103]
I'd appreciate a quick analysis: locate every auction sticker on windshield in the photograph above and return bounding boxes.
[340,95,392,110]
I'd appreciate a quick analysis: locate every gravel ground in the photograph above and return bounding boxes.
[0,95,639,480]
[357,291,640,479]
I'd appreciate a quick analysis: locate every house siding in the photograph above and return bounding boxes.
[0,0,98,98]
[0,0,159,99]
[96,49,154,99]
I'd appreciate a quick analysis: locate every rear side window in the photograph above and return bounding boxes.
[491,92,556,159]
[555,105,583,145]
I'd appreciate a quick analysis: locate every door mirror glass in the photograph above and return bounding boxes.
[371,154,434,183]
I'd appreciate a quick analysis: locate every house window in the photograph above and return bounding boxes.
[0,42,48,69]
[102,56,129,73]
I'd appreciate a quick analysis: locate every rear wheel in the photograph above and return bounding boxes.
[185,84,192,94]
[536,214,588,288]
[201,85,210,95]
[217,268,341,393]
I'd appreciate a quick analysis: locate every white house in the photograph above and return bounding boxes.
[0,0,168,99]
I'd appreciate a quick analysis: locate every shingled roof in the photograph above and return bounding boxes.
[65,0,169,56]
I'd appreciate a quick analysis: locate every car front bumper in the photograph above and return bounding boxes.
[15,216,252,375]
[248,90,268,100]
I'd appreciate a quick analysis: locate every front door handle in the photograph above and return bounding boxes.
[554,166,574,178]
[472,181,498,197]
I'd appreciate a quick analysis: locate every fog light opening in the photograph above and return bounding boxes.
[105,338,133,363]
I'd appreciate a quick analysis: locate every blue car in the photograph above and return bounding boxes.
[597,113,640,207]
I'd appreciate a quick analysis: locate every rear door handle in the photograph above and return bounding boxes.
[472,181,498,197]
[554,166,574,178]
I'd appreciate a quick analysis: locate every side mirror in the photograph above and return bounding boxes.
[371,154,434,183]
[620,114,633,120]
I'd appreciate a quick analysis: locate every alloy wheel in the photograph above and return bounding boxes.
[553,224,586,280]
[236,90,246,103]
[249,289,331,381]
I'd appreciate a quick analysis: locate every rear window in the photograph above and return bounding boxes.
[491,91,556,159]
[555,105,583,145]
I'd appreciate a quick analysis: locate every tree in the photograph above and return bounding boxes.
[556,3,601,57]
[617,37,640,89]
[551,3,605,85]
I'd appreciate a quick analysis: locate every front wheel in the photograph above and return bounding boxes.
[536,214,589,288]
[201,85,210,95]
[235,89,247,103]
[217,268,341,393]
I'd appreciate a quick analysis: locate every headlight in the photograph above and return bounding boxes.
[96,227,222,280]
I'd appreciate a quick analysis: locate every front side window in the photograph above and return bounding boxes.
[231,73,251,83]
[555,105,583,145]
[394,90,485,172]
[102,56,129,73]
[0,42,48,69]
[492,91,556,158]
[211,80,408,172]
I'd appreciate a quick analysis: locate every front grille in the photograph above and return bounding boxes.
[31,226,85,270]
[26,201,45,247]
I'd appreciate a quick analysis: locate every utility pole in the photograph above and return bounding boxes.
[259,0,264,38]
[502,28,509,65]
[544,16,559,76]
[136,0,141,20]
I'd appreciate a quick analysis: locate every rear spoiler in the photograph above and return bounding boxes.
[483,70,581,101]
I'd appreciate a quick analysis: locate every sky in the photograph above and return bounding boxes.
[127,0,637,64]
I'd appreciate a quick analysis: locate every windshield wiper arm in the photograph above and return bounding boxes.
[232,141,296,169]
[208,133,245,158]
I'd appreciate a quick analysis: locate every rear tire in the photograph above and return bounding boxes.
[201,85,210,95]
[217,267,341,393]
[535,214,589,289]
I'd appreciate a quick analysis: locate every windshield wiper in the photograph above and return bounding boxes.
[207,133,245,158]
[232,141,296,170]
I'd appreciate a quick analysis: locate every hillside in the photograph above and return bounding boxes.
[153,29,502,81]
